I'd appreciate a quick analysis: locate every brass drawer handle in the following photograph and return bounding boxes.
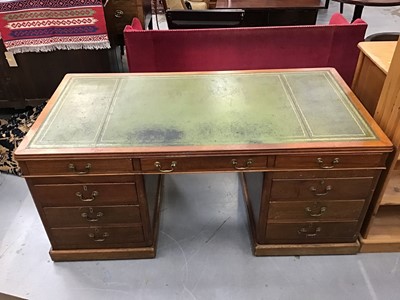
[81,207,104,222]
[154,161,177,173]
[88,229,109,242]
[317,157,339,169]
[232,158,253,170]
[114,9,124,18]
[310,183,332,196]
[69,163,91,174]
[305,206,327,217]
[298,226,321,237]
[76,190,99,202]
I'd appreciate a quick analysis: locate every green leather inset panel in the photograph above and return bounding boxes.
[29,70,376,149]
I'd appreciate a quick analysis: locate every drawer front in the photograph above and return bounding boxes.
[32,182,138,206]
[267,200,365,221]
[141,156,268,173]
[25,158,133,175]
[44,205,141,227]
[270,177,375,201]
[274,154,387,169]
[50,225,146,249]
[265,221,359,243]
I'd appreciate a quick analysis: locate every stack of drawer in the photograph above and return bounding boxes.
[257,153,387,245]
[22,158,153,259]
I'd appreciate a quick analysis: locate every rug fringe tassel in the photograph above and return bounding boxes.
[7,42,111,54]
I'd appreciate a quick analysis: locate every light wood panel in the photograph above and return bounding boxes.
[380,169,400,206]
[358,41,397,74]
[352,41,397,116]
[374,39,400,143]
[360,206,400,252]
[360,39,400,252]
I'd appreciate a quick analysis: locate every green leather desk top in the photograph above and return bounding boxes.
[27,69,377,150]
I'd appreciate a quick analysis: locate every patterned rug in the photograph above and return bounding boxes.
[0,0,110,53]
[0,102,46,176]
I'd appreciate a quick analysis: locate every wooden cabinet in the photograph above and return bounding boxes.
[25,174,160,260]
[215,0,323,27]
[353,40,400,252]
[104,0,145,33]
[103,0,148,46]
[352,41,397,116]
[0,43,23,108]
[0,46,123,109]
[15,69,392,260]
[243,165,383,255]
[0,2,125,109]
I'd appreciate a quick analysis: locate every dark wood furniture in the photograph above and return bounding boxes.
[15,69,392,261]
[215,0,325,26]
[332,0,400,22]
[103,0,150,46]
[0,42,21,108]
[165,9,245,29]
[0,0,150,109]
[0,47,122,109]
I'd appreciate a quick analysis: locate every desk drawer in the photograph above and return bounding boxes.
[265,221,359,243]
[267,200,365,221]
[270,177,375,201]
[140,156,268,173]
[44,205,141,227]
[274,153,387,169]
[32,182,138,206]
[25,158,134,176]
[50,225,146,249]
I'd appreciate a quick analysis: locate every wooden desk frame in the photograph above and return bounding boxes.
[15,69,392,261]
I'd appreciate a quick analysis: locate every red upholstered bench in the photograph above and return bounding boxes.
[124,13,367,85]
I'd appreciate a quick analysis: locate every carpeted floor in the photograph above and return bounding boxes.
[0,102,46,176]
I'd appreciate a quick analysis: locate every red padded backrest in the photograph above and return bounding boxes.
[124,13,367,85]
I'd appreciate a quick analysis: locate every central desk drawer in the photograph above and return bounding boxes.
[44,205,142,227]
[32,182,138,206]
[140,156,268,173]
[50,225,146,249]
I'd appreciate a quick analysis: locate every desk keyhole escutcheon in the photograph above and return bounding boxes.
[88,228,109,242]
[232,158,253,170]
[154,161,177,173]
[81,207,104,222]
[317,157,339,169]
[298,224,321,238]
[310,180,332,196]
[76,185,99,202]
[305,202,327,217]
[68,163,91,174]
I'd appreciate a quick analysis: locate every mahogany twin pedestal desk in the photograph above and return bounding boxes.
[15,69,392,261]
